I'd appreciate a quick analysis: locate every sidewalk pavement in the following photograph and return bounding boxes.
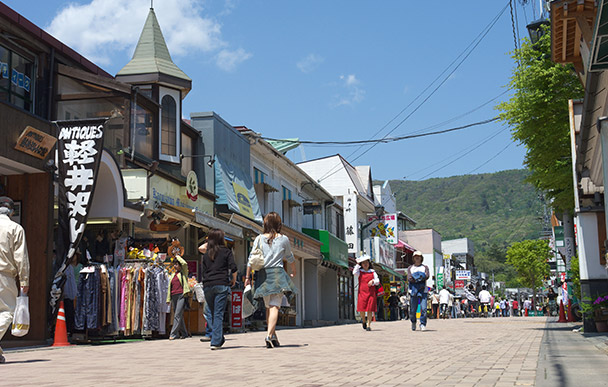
[1,316,607,386]
[536,318,608,386]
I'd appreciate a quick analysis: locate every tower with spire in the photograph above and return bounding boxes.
[116,6,191,164]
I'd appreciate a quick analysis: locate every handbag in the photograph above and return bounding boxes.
[376,284,385,296]
[248,235,265,271]
[11,293,30,337]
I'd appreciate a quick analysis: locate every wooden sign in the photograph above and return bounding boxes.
[14,126,57,159]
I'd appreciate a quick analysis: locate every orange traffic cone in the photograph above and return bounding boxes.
[558,300,567,322]
[567,302,575,322]
[52,301,71,347]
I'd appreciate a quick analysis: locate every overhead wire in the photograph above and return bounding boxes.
[466,140,515,174]
[312,2,511,183]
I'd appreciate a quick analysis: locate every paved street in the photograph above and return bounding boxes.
[2,316,607,387]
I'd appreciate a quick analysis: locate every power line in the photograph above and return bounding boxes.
[416,126,509,180]
[467,141,515,174]
[314,2,510,183]
[261,117,499,145]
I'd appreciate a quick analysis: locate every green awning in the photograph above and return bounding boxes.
[266,138,300,154]
[376,263,405,280]
[302,228,348,268]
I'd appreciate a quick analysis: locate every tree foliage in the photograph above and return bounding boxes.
[506,239,551,300]
[496,25,584,212]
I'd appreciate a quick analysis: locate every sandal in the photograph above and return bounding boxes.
[271,334,280,347]
[265,336,274,349]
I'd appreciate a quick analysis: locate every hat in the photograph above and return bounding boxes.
[356,255,371,264]
[413,250,423,257]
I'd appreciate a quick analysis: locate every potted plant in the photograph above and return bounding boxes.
[581,295,608,332]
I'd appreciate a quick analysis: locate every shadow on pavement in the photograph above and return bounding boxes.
[5,359,51,364]
[531,324,582,332]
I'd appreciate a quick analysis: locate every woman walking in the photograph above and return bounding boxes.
[408,251,430,331]
[201,229,237,350]
[245,212,297,349]
[353,255,379,331]
[167,255,191,340]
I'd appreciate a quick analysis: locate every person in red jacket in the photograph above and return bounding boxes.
[354,255,380,331]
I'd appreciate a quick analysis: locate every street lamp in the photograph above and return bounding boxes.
[359,205,385,255]
[526,19,550,45]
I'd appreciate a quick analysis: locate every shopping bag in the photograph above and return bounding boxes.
[242,285,255,319]
[248,236,265,271]
[11,294,30,337]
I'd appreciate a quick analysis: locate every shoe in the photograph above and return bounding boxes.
[366,327,371,331]
[169,336,177,341]
[0,354,5,364]
[199,336,211,342]
[271,334,280,347]
[362,321,367,330]
[210,345,222,350]
[265,336,274,349]
[421,325,426,331]
[411,322,416,331]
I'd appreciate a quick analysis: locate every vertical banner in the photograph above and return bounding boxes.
[231,291,243,328]
[344,192,358,254]
[50,118,106,316]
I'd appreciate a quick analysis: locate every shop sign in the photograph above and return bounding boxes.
[231,291,243,328]
[344,192,358,254]
[554,226,564,247]
[455,280,465,288]
[455,270,471,280]
[368,236,396,268]
[14,126,57,160]
[437,273,444,288]
[232,182,255,219]
[186,170,198,201]
[366,213,398,244]
[52,118,106,314]
[150,175,213,214]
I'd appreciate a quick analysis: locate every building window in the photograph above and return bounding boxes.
[282,186,292,225]
[0,44,35,113]
[134,102,153,159]
[161,95,177,157]
[254,167,267,184]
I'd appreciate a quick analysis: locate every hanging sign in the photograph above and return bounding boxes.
[455,270,471,280]
[14,126,57,160]
[367,213,398,244]
[186,170,198,201]
[50,118,106,316]
[231,290,243,328]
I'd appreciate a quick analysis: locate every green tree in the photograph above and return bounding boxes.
[506,239,551,308]
[496,25,584,212]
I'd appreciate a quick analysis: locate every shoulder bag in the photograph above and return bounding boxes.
[248,235,266,271]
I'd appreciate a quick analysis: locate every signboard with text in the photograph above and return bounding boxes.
[367,213,398,244]
[455,270,471,280]
[231,291,243,328]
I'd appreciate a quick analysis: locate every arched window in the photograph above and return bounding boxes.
[161,95,177,156]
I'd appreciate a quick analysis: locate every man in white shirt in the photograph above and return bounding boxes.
[478,285,492,317]
[438,287,451,319]
[0,197,30,364]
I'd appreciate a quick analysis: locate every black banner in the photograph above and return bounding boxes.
[50,118,107,317]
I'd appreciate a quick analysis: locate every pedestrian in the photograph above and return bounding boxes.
[167,253,191,340]
[353,255,379,331]
[431,289,440,319]
[512,299,519,317]
[197,242,213,343]
[494,299,501,317]
[388,291,400,321]
[399,292,409,320]
[478,285,492,317]
[439,287,451,319]
[452,297,461,319]
[500,298,507,317]
[245,212,297,348]
[523,298,532,316]
[407,251,430,331]
[201,228,237,350]
[0,197,30,364]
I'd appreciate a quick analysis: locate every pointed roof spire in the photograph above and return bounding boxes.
[117,7,191,94]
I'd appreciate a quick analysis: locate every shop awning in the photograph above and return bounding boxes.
[161,203,243,238]
[376,262,405,280]
[396,240,415,252]
[302,228,349,268]
[214,155,262,222]
[219,212,263,234]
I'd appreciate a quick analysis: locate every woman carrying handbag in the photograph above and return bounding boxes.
[245,212,297,348]
[353,255,380,331]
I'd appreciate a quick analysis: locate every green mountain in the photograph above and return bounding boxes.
[390,169,545,253]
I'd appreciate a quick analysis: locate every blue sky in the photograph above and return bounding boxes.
[3,0,546,181]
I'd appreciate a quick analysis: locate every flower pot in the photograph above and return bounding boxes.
[595,320,608,333]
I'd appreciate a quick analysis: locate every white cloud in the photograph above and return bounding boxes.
[216,48,252,72]
[331,74,365,107]
[46,0,250,71]
[297,54,324,73]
